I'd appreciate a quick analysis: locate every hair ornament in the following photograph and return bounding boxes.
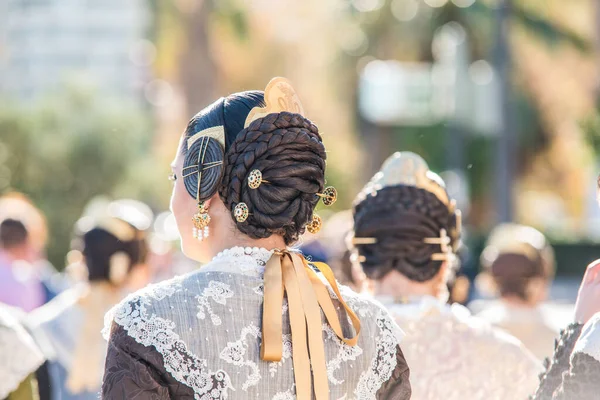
[244,77,305,128]
[306,213,323,234]
[248,169,270,189]
[362,152,451,211]
[187,126,225,150]
[316,186,337,206]
[352,237,378,245]
[424,229,455,262]
[234,202,250,223]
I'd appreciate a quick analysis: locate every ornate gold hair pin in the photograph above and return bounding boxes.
[244,77,305,128]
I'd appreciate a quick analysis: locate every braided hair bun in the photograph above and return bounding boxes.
[181,90,326,245]
[352,152,460,282]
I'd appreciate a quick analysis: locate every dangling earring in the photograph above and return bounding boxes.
[306,213,322,234]
[192,201,211,241]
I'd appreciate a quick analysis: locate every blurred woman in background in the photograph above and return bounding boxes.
[28,199,151,400]
[474,223,558,361]
[351,151,542,399]
[102,78,410,399]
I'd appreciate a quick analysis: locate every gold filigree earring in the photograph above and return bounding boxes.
[306,213,322,234]
[192,201,211,240]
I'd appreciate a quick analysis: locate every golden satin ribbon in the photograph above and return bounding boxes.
[261,250,361,400]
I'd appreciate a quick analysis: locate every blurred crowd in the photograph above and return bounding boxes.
[0,157,598,399]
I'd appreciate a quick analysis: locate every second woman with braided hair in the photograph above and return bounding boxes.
[351,152,542,400]
[102,78,410,400]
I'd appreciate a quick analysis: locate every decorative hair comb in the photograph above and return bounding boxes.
[244,77,305,128]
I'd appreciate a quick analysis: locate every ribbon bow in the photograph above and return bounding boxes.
[261,250,361,400]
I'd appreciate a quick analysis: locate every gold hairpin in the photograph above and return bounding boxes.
[244,77,305,128]
[248,169,270,189]
[424,229,454,262]
[234,202,250,223]
[316,186,337,206]
[352,237,378,245]
[187,126,225,150]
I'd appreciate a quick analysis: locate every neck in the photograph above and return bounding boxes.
[501,295,538,308]
[372,270,440,299]
[208,228,286,261]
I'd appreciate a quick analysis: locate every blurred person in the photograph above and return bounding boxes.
[0,218,46,311]
[0,303,45,400]
[473,223,558,361]
[102,78,410,399]
[28,199,152,400]
[0,193,67,306]
[351,152,542,399]
[533,260,600,399]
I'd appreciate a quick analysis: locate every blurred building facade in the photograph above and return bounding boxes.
[0,0,151,101]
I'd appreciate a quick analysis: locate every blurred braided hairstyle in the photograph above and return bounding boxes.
[352,152,460,282]
[181,90,326,245]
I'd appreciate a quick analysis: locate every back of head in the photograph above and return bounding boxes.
[75,199,152,285]
[0,218,28,250]
[180,79,326,245]
[352,152,461,282]
[480,223,554,301]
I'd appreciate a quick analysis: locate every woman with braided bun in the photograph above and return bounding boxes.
[351,152,542,400]
[102,78,410,400]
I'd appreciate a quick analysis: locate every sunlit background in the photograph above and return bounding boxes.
[1,0,599,301]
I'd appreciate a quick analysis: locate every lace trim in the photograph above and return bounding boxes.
[209,247,274,275]
[354,310,399,400]
[323,324,363,385]
[107,280,234,399]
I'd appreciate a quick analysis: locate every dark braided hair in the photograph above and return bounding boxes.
[181,91,326,245]
[353,185,459,282]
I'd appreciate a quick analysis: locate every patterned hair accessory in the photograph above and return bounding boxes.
[244,77,305,128]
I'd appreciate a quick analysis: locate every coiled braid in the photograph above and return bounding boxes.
[353,185,459,282]
[219,112,326,245]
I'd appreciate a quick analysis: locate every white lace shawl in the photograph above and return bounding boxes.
[382,295,543,400]
[104,247,404,400]
[573,312,600,363]
[0,305,45,399]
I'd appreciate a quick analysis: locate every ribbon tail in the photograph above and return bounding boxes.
[291,254,330,400]
[311,261,361,346]
[282,254,312,400]
[261,253,284,361]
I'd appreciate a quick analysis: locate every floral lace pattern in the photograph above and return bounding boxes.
[388,296,542,400]
[219,323,261,390]
[104,246,408,399]
[323,324,363,385]
[108,289,233,400]
[196,281,234,326]
[355,311,399,400]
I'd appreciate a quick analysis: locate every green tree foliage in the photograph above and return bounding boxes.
[0,85,163,268]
